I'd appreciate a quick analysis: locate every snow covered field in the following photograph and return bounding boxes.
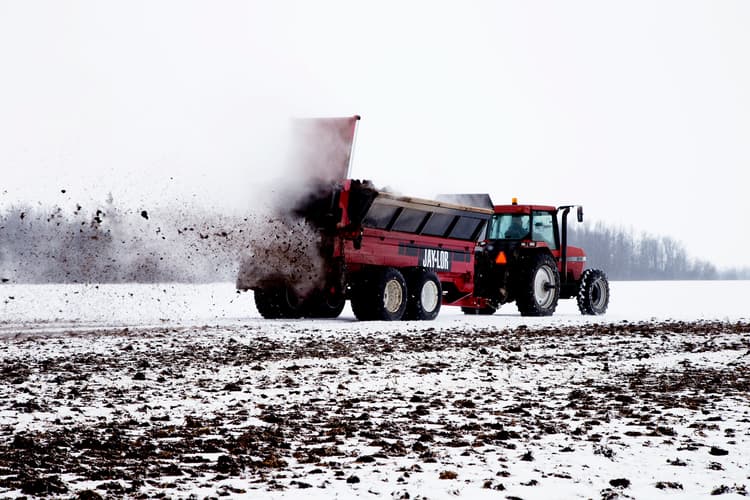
[2,281,749,333]
[1,281,749,499]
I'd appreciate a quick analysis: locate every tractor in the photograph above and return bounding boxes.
[464,198,609,316]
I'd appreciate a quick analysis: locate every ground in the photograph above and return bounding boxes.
[2,295,750,499]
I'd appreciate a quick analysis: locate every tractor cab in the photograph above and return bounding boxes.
[485,200,585,277]
[487,203,559,249]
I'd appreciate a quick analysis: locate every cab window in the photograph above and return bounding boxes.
[532,211,556,249]
[489,214,530,239]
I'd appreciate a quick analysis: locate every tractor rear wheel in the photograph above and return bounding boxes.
[577,269,610,315]
[516,253,560,316]
[404,270,442,320]
[254,286,304,319]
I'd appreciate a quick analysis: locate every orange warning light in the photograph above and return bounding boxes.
[495,251,507,264]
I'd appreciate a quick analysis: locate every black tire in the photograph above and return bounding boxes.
[253,286,304,319]
[461,306,497,315]
[404,270,442,321]
[577,269,610,315]
[515,253,560,316]
[351,268,408,321]
[306,290,346,318]
[350,272,375,321]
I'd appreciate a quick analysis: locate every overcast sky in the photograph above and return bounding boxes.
[1,1,749,269]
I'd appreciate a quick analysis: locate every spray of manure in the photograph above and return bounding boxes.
[0,116,360,292]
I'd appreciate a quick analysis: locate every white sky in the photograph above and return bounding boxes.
[1,1,749,268]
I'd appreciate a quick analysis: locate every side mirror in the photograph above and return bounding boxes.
[577,206,583,223]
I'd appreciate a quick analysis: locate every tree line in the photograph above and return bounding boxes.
[1,200,748,283]
[568,221,750,280]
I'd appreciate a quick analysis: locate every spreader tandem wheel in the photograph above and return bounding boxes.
[254,286,304,319]
[577,268,610,315]
[351,268,408,321]
[404,269,442,321]
[306,290,346,318]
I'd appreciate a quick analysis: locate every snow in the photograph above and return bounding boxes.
[2,281,748,333]
[1,281,749,499]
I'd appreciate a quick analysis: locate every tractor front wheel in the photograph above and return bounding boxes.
[577,269,610,315]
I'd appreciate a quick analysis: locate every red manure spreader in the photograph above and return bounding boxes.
[237,116,609,320]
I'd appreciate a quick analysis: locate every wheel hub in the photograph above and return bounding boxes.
[533,266,556,308]
[420,280,439,313]
[383,279,403,313]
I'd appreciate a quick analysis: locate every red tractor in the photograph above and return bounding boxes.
[459,198,610,316]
